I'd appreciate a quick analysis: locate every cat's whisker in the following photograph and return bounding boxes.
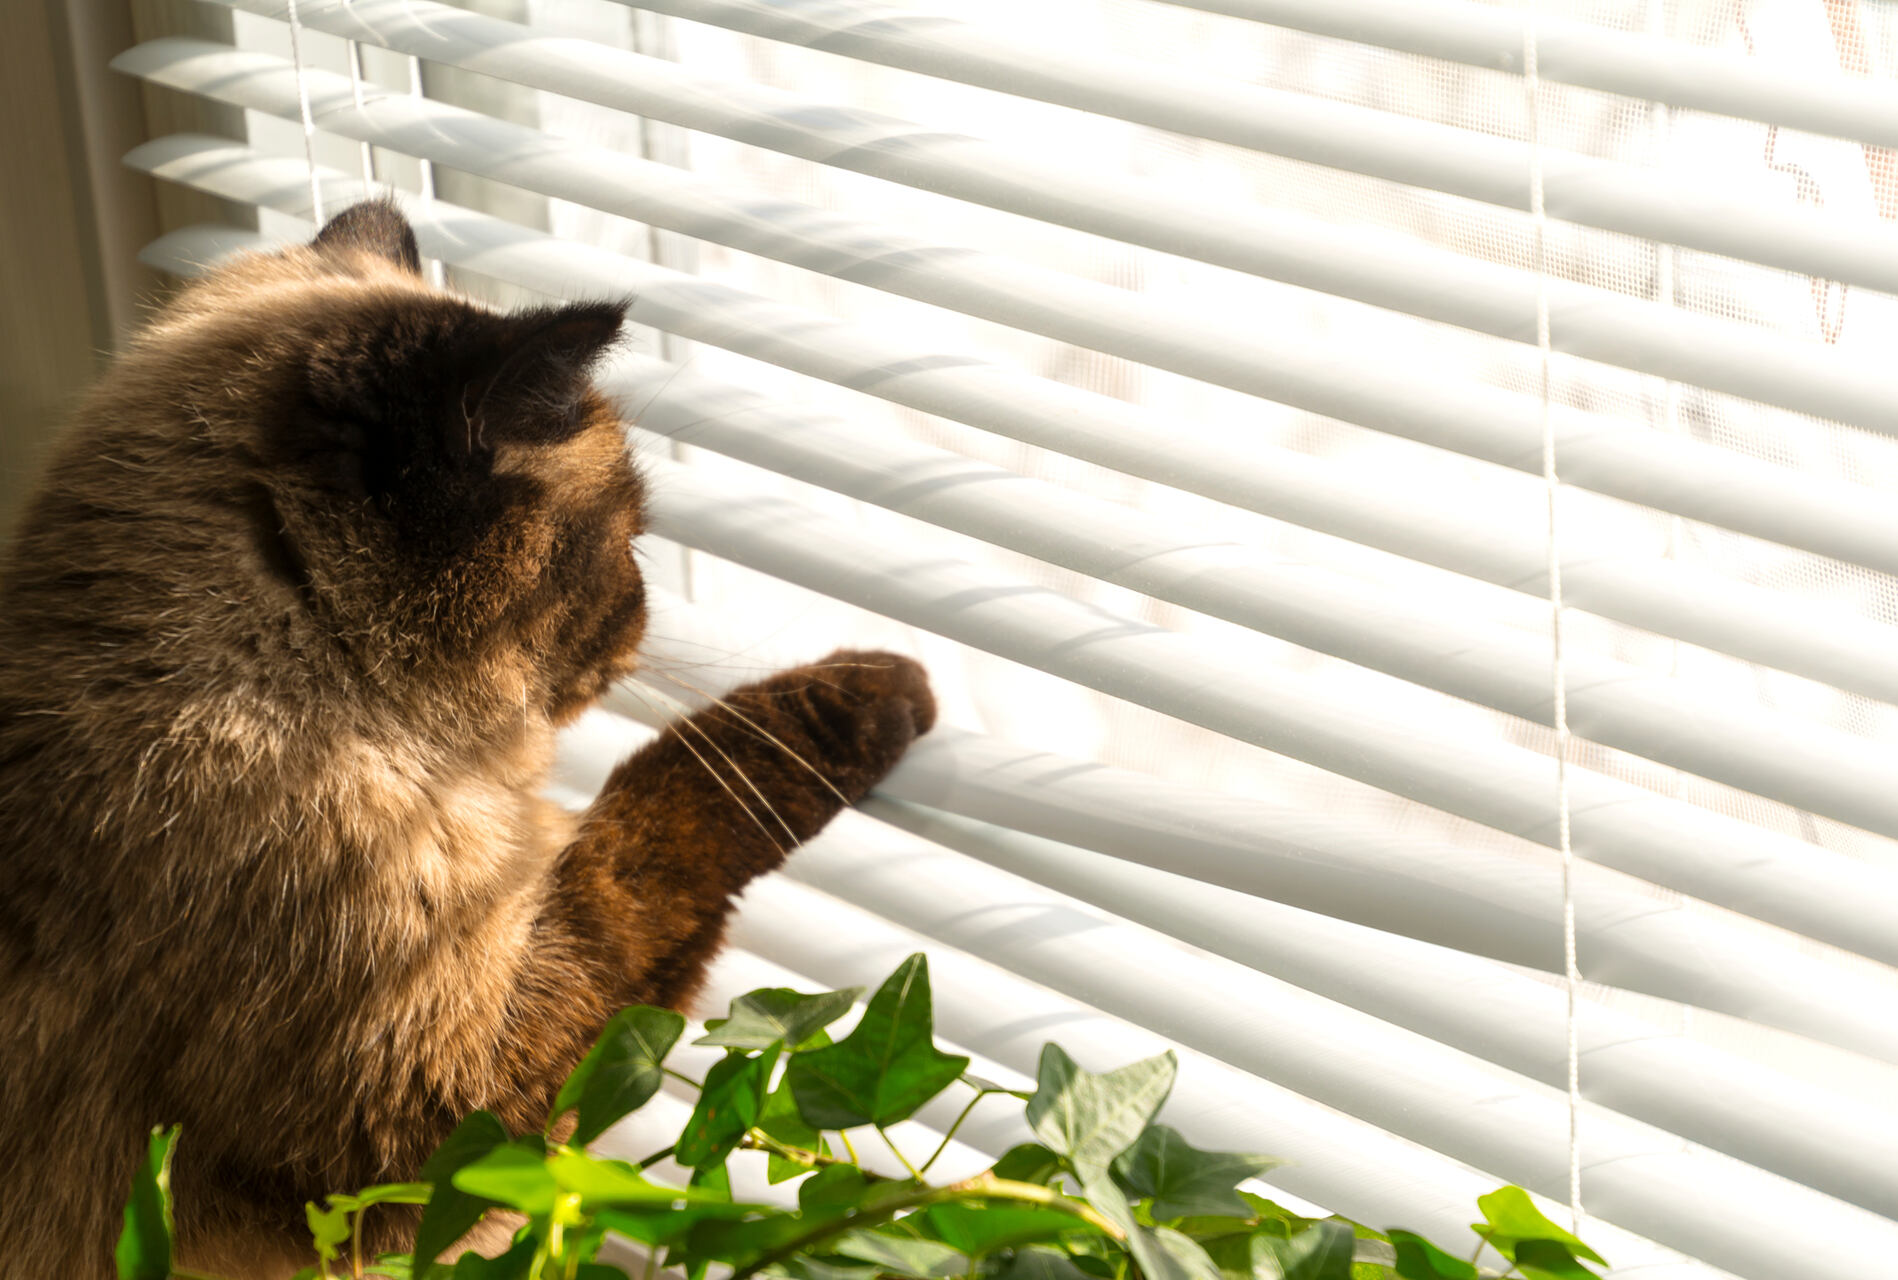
[617,681,786,854]
[656,671,852,810]
[626,673,833,819]
[671,711,801,849]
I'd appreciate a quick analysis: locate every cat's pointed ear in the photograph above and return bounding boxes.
[463,300,629,445]
[312,199,422,276]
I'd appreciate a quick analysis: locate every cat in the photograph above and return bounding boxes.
[0,199,934,1279]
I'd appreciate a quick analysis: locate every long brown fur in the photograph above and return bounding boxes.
[0,201,934,1278]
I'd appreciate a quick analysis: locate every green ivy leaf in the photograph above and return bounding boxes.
[115,1124,180,1280]
[699,987,863,1051]
[1070,1161,1215,1280]
[693,1158,734,1201]
[1385,1231,1476,1280]
[1251,1223,1355,1280]
[758,1075,831,1183]
[991,1143,1065,1187]
[1141,1225,1227,1280]
[1471,1188,1604,1268]
[786,954,970,1130]
[553,1006,687,1146]
[833,1229,970,1277]
[992,1246,1103,1280]
[450,1234,537,1278]
[1112,1126,1281,1222]
[913,1203,1096,1255]
[1025,1045,1177,1174]
[548,1151,717,1207]
[677,1046,780,1168]
[364,1255,416,1280]
[451,1140,558,1217]
[799,1165,875,1214]
[413,1112,512,1273]
[1510,1240,1604,1280]
[761,1257,883,1280]
[307,1197,354,1264]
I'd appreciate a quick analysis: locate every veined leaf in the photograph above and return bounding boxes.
[449,1234,537,1278]
[451,1140,557,1217]
[914,1202,1097,1255]
[554,1006,686,1146]
[548,1151,718,1207]
[413,1112,511,1273]
[1025,1045,1176,1174]
[832,1229,970,1278]
[1472,1188,1604,1269]
[698,987,862,1052]
[758,1076,831,1183]
[993,1246,1104,1280]
[991,1143,1066,1188]
[676,1047,780,1168]
[1386,1231,1477,1280]
[116,1124,180,1280]
[307,1198,353,1264]
[1510,1240,1604,1280]
[761,1256,883,1280]
[1251,1223,1355,1280]
[786,954,969,1130]
[1112,1125,1281,1222]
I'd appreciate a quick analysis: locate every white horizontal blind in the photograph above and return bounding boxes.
[112,0,1898,1276]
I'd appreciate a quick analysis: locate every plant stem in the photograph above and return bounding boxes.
[877,1125,924,1180]
[351,1208,364,1279]
[664,1066,704,1089]
[637,1143,679,1170]
[743,1128,844,1167]
[919,1089,997,1175]
[836,1129,860,1165]
[727,1173,1119,1280]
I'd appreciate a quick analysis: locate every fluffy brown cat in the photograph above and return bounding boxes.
[0,201,934,1278]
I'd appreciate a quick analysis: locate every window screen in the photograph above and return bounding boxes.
[112,1,1898,1275]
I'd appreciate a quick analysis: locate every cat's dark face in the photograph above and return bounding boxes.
[70,200,650,723]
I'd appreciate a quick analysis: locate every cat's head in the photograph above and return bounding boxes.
[26,200,648,724]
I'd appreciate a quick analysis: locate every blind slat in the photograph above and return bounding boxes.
[202,0,1898,300]
[643,455,1898,975]
[608,558,1898,1061]
[777,817,1898,1280]
[132,184,1898,720]
[1149,0,1898,150]
[133,200,1898,971]
[197,0,1898,438]
[610,352,1898,839]
[729,879,1724,1280]
[111,97,1898,584]
[861,796,1898,1221]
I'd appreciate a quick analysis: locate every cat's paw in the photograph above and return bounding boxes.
[737,649,935,803]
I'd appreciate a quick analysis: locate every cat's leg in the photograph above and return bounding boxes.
[473,650,932,1136]
[585,648,935,1006]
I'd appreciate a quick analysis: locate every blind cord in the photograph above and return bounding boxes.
[1523,3,1584,1235]
[342,0,377,191]
[284,0,325,225]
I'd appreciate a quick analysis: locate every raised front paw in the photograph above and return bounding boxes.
[722,648,936,807]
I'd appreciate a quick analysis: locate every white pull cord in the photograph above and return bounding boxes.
[343,0,377,191]
[1522,2,1584,1235]
[408,52,448,288]
[284,0,325,225]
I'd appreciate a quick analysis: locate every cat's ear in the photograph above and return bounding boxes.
[312,199,423,276]
[461,300,629,446]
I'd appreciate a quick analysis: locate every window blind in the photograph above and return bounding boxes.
[110,1,1898,1277]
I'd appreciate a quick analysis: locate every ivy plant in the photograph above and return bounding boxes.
[117,954,1605,1280]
